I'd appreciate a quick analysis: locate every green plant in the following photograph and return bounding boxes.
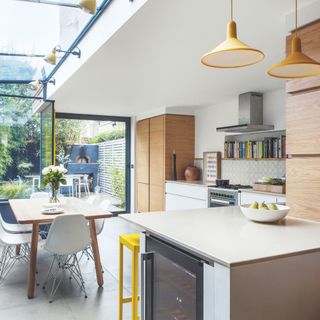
[110,166,125,208]
[0,181,31,199]
[56,151,71,167]
[88,129,125,144]
[41,165,67,202]
[0,142,12,179]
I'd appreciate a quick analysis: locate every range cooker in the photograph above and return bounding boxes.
[208,184,252,207]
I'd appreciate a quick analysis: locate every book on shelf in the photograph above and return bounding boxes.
[224,135,286,159]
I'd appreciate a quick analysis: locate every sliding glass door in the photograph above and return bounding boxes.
[55,113,131,214]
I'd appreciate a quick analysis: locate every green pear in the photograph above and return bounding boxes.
[269,203,278,211]
[250,201,259,209]
[259,202,269,210]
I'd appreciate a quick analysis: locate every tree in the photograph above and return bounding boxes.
[0,83,39,180]
[55,119,82,155]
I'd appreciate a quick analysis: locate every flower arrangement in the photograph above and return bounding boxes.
[42,165,68,203]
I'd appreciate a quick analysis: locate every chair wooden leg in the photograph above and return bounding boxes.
[119,242,124,320]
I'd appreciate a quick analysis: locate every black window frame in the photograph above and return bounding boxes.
[56,112,131,214]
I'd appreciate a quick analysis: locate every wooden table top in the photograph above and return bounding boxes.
[9,197,113,224]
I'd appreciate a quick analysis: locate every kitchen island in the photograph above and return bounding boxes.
[121,207,320,320]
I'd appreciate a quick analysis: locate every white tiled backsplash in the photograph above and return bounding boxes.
[221,160,286,186]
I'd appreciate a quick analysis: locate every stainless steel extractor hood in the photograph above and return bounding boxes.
[216,92,274,133]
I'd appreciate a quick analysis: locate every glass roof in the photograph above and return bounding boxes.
[0,0,104,82]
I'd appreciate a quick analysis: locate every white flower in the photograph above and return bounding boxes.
[52,166,58,172]
[58,165,67,174]
[42,167,49,175]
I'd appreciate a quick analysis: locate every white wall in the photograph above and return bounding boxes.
[195,89,286,157]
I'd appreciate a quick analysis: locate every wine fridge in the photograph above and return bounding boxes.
[141,234,214,320]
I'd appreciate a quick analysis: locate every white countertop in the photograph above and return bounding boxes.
[121,207,320,267]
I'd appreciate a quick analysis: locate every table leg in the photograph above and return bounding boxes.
[28,223,39,299]
[89,220,104,287]
[15,245,21,255]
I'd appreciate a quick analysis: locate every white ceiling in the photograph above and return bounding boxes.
[52,0,318,116]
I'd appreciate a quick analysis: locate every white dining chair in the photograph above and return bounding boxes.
[30,192,50,200]
[0,222,32,284]
[0,212,32,234]
[42,214,91,302]
[30,192,51,238]
[86,195,96,205]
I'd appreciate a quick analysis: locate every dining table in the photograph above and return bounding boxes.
[9,197,112,299]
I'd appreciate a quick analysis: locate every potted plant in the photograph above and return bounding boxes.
[42,165,67,203]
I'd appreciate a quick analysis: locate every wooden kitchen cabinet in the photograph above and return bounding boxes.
[285,20,320,221]
[136,119,150,184]
[135,114,195,212]
[287,158,320,221]
[286,20,320,94]
[286,90,320,155]
[136,183,149,213]
[136,115,195,212]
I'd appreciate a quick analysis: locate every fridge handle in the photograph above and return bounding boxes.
[141,252,154,320]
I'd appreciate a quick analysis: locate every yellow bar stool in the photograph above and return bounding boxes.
[119,233,140,320]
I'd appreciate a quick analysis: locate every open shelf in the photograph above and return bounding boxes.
[222,158,286,161]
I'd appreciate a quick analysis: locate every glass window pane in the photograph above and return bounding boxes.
[0,85,41,200]
[56,117,128,212]
[40,102,54,170]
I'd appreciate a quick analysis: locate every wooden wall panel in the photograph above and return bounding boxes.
[286,90,320,155]
[287,158,320,221]
[165,115,195,180]
[286,20,320,93]
[136,119,150,184]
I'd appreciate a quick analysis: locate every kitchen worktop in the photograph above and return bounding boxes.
[121,207,320,267]
[165,180,212,187]
[239,188,286,197]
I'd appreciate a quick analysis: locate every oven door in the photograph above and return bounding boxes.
[141,235,204,320]
[209,198,236,207]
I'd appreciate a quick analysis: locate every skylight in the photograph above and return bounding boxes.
[0,0,104,83]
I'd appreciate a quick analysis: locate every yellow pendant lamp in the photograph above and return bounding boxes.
[268,0,320,78]
[201,0,265,68]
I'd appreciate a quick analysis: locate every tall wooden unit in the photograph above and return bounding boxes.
[286,20,320,221]
[135,114,195,212]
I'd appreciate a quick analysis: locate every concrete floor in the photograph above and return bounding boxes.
[0,216,142,320]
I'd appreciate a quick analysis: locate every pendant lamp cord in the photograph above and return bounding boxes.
[231,0,234,20]
[295,0,298,37]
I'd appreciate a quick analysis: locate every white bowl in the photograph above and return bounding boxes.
[240,204,290,223]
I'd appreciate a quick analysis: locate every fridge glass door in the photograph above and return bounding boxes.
[146,236,203,320]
